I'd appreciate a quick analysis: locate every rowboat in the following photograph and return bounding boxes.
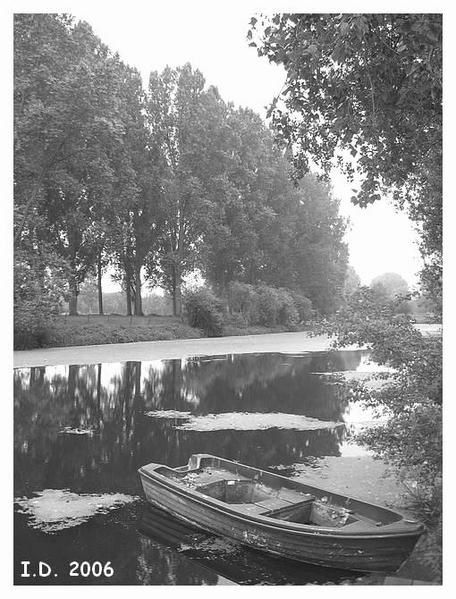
[138,453,424,573]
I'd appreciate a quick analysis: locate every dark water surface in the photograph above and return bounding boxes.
[13,350,404,585]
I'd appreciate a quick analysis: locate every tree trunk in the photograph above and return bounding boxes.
[97,253,104,315]
[172,267,177,317]
[171,265,182,317]
[68,279,79,315]
[134,267,143,316]
[124,263,133,316]
[174,261,182,318]
[125,284,132,316]
[216,275,230,314]
[174,217,184,318]
[175,285,182,317]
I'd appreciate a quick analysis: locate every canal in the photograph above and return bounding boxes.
[14,350,435,585]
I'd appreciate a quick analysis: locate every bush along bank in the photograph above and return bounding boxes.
[316,287,442,580]
[183,282,314,337]
[14,283,315,350]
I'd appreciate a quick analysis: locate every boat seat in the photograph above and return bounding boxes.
[277,488,314,503]
[184,469,249,488]
[253,497,291,512]
[341,519,378,531]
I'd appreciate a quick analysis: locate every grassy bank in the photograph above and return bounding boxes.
[45,314,201,347]
[15,314,301,350]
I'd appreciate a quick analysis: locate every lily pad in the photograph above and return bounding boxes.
[174,412,344,432]
[15,489,139,533]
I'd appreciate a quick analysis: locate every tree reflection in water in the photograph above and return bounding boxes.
[14,350,365,585]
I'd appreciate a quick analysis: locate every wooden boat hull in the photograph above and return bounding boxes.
[138,504,363,585]
[138,454,424,573]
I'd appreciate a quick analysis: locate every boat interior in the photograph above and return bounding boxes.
[153,462,400,530]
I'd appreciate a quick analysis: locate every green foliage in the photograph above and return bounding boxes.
[202,123,349,314]
[146,64,217,316]
[420,259,442,319]
[317,286,441,520]
[320,287,441,402]
[370,272,411,314]
[14,14,143,315]
[45,315,201,347]
[358,405,441,518]
[228,282,259,323]
[255,286,280,326]
[107,62,163,317]
[371,272,409,299]
[284,176,348,314]
[14,14,350,340]
[343,265,361,299]
[77,277,99,314]
[201,106,292,295]
[14,246,68,349]
[254,14,444,517]
[228,281,310,328]
[288,291,314,322]
[251,14,442,310]
[408,292,439,323]
[255,285,297,327]
[183,287,224,337]
[77,288,173,316]
[251,14,441,204]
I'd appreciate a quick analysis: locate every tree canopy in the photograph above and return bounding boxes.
[14,13,351,332]
[250,14,442,306]
[14,14,133,313]
[370,272,409,299]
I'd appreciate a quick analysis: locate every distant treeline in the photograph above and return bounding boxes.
[76,289,173,316]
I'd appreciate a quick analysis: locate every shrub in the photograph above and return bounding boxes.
[395,298,413,315]
[277,288,299,328]
[228,281,259,324]
[318,286,442,523]
[255,285,299,328]
[14,301,53,349]
[288,291,313,323]
[228,282,307,329]
[255,285,280,325]
[14,247,68,349]
[183,287,224,337]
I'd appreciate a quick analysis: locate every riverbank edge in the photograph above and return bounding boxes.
[14,331,338,368]
[14,312,312,352]
[13,323,440,369]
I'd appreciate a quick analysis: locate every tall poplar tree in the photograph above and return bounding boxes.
[147,64,213,316]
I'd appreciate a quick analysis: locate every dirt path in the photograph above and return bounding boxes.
[14,331,334,368]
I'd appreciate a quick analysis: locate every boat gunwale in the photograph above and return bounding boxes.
[138,462,424,540]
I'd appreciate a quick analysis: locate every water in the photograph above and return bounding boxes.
[13,350,417,585]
